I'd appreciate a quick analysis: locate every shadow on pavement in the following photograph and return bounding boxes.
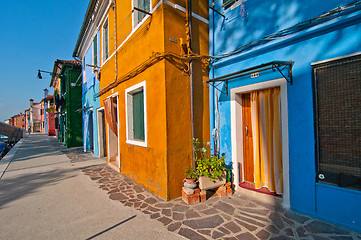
[0,168,77,209]
[85,215,137,240]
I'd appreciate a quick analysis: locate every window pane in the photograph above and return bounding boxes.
[132,90,144,140]
[93,35,97,66]
[223,0,236,9]
[137,0,150,23]
[103,20,108,60]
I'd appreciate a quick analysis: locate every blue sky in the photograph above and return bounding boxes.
[0,1,89,122]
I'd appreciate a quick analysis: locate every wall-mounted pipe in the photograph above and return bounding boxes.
[186,0,195,167]
[113,0,118,83]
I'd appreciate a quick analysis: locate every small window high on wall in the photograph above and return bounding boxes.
[102,18,109,62]
[93,34,98,66]
[133,0,150,27]
[222,0,236,9]
[313,54,361,191]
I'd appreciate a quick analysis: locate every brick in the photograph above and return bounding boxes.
[182,188,200,205]
[216,186,227,197]
[200,190,206,202]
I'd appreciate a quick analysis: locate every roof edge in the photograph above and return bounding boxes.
[73,0,99,58]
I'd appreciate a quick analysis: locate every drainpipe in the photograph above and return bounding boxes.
[113,0,118,82]
[186,0,195,167]
[210,4,216,156]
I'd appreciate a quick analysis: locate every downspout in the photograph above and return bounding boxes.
[186,0,195,167]
[113,0,118,82]
[210,4,216,156]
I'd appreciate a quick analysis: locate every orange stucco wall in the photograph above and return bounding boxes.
[98,0,209,200]
[163,2,209,199]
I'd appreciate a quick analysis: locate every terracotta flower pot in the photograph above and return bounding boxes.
[183,178,197,189]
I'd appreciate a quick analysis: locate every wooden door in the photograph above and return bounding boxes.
[242,93,254,182]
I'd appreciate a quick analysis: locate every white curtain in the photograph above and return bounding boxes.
[250,87,283,194]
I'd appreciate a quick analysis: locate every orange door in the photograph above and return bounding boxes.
[242,93,254,182]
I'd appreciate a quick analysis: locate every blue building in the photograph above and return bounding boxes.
[74,36,101,156]
[73,2,107,158]
[81,49,100,156]
[209,0,361,232]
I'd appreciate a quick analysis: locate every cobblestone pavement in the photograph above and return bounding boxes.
[75,162,361,240]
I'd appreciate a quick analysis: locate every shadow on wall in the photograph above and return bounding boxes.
[214,0,348,55]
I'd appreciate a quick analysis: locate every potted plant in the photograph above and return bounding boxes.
[192,138,227,190]
[183,167,198,190]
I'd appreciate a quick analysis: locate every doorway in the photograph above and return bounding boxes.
[231,79,290,207]
[89,111,94,152]
[97,108,107,158]
[240,87,283,196]
[104,95,120,170]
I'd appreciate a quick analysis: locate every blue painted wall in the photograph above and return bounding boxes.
[209,0,361,232]
[82,32,100,157]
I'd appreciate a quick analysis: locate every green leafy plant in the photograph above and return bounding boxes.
[192,138,227,179]
[184,167,198,179]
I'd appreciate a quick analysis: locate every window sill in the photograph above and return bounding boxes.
[126,139,147,148]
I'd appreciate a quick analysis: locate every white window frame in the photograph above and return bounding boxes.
[102,17,109,64]
[125,81,147,147]
[132,0,152,29]
[92,33,98,66]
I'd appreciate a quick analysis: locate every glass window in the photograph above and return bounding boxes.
[93,34,98,66]
[223,0,236,9]
[102,19,109,62]
[126,81,147,147]
[133,0,150,27]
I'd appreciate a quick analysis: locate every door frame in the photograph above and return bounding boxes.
[105,93,120,169]
[230,78,290,208]
[97,107,107,158]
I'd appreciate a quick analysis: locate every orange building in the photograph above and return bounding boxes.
[74,0,209,200]
[11,113,24,129]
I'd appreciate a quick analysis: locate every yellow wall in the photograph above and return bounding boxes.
[98,0,209,200]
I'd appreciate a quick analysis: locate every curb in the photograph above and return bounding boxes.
[0,138,24,180]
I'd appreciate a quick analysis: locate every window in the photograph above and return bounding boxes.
[223,0,236,9]
[126,81,147,147]
[102,18,109,62]
[93,34,98,66]
[313,54,361,191]
[82,57,86,83]
[132,0,150,27]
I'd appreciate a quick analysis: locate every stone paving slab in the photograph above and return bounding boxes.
[78,163,361,240]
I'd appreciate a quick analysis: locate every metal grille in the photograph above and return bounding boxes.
[313,54,361,190]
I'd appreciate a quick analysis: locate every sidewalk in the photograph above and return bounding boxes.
[1,134,360,240]
[82,166,361,240]
[0,134,184,240]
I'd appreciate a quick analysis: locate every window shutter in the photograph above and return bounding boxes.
[132,90,144,140]
[313,54,361,190]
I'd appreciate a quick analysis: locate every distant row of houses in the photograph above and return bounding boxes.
[5,89,56,136]
[5,0,361,233]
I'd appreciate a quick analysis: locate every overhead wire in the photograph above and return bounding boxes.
[100,0,361,96]
[98,51,210,96]
[211,0,361,62]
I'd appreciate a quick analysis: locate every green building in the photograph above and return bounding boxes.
[50,60,83,148]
